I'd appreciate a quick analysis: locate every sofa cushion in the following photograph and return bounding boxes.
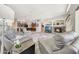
[38,34,65,53]
[52,34,65,51]
[39,41,53,54]
[71,37,79,52]
[4,30,16,41]
[59,31,79,44]
[0,36,13,51]
[53,45,76,54]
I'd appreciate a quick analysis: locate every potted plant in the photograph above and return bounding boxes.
[14,39,21,49]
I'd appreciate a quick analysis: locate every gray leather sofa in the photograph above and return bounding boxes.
[38,31,79,54]
[0,30,32,54]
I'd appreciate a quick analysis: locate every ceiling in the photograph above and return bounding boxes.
[6,4,68,20]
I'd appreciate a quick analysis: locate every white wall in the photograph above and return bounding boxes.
[65,4,78,32]
[66,12,75,32]
[66,16,72,31]
[0,5,15,20]
[75,9,79,33]
[70,12,75,31]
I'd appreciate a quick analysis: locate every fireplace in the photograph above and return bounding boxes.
[54,26,65,33]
